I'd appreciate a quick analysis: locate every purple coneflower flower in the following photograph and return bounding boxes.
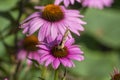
[17,35,40,64]
[21,4,86,41]
[38,35,84,69]
[111,68,120,80]
[54,0,81,7]
[82,0,113,9]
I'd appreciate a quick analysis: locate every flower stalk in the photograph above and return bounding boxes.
[54,69,59,80]
[41,66,47,80]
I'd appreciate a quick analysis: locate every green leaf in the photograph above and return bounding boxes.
[0,16,10,31]
[4,34,15,46]
[10,10,19,20]
[0,42,6,57]
[84,9,120,48]
[0,0,18,11]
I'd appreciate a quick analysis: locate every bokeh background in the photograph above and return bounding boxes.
[0,0,120,80]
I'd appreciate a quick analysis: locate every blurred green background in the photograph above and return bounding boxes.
[0,0,120,80]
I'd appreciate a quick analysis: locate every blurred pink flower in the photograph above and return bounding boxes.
[82,0,113,9]
[38,35,84,69]
[21,4,86,41]
[54,0,81,7]
[4,78,8,80]
[17,35,40,65]
[111,68,120,80]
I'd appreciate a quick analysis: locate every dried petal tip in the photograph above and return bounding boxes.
[111,68,120,80]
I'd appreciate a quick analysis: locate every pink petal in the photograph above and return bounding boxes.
[65,10,80,14]
[70,0,74,4]
[37,44,49,51]
[67,25,80,36]
[45,56,55,66]
[38,21,51,41]
[22,27,29,34]
[38,24,47,41]
[46,35,54,43]
[21,12,40,24]
[68,45,84,54]
[60,58,74,67]
[29,18,44,35]
[52,58,60,69]
[65,38,75,46]
[51,24,58,41]
[40,54,51,62]
[45,22,51,37]
[38,49,49,54]
[34,6,44,10]
[68,55,84,61]
[57,22,66,36]
[17,50,27,60]
[60,58,68,67]
[64,0,70,7]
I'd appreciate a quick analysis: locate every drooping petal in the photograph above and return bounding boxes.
[64,0,70,7]
[40,54,52,62]
[65,38,75,46]
[52,58,60,69]
[21,12,40,24]
[57,22,66,36]
[70,0,74,4]
[60,58,68,67]
[17,50,27,60]
[60,58,74,67]
[45,56,55,66]
[29,18,44,35]
[22,27,29,34]
[37,44,49,51]
[51,23,58,40]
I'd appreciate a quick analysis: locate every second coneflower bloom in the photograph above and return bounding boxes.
[21,4,86,41]
[17,35,40,64]
[37,35,84,69]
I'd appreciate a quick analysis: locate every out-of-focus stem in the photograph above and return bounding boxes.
[62,77,66,80]
[54,69,59,80]
[62,68,67,80]
[41,66,47,80]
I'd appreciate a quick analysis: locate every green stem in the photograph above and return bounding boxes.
[54,69,59,80]
[62,77,66,80]
[62,68,66,80]
[41,66,47,79]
